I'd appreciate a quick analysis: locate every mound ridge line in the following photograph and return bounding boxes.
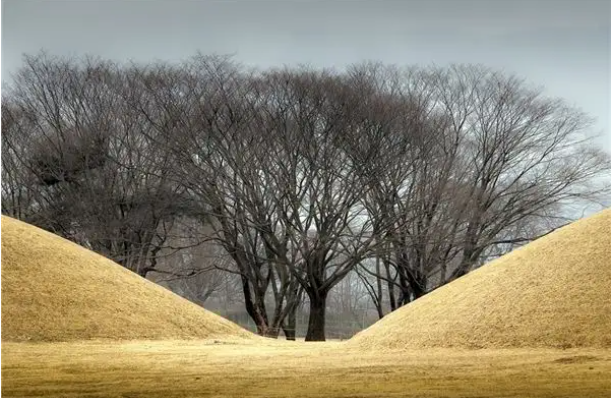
[349,209,611,350]
[1,216,255,342]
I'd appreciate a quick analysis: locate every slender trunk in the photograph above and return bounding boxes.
[397,266,412,307]
[282,307,297,341]
[397,287,410,308]
[252,304,269,336]
[254,300,270,336]
[263,327,280,339]
[408,270,427,300]
[384,262,397,311]
[450,215,482,280]
[305,292,328,341]
[440,261,447,286]
[282,326,296,341]
[282,288,302,341]
[137,267,150,278]
[375,258,384,318]
[240,275,269,336]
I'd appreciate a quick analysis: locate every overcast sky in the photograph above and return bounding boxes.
[1,0,611,148]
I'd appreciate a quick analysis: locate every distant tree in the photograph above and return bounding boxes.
[1,53,192,277]
[427,65,609,280]
[350,64,610,312]
[248,68,387,341]
[3,53,608,341]
[130,55,306,338]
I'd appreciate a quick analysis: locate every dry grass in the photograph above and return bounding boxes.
[1,212,610,397]
[2,340,610,397]
[1,216,254,342]
[350,209,611,350]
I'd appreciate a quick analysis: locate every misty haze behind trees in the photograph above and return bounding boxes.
[1,52,609,341]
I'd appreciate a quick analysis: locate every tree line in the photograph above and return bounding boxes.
[2,52,609,341]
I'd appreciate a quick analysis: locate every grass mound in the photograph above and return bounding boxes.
[1,216,255,342]
[350,209,611,349]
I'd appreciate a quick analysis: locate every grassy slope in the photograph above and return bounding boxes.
[2,211,610,397]
[2,340,610,398]
[350,209,611,350]
[1,216,254,342]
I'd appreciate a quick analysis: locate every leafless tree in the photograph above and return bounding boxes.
[351,63,609,313]
[248,68,393,340]
[1,53,192,277]
[131,55,306,338]
[428,65,610,280]
[158,237,236,306]
[3,53,608,341]
[341,63,463,310]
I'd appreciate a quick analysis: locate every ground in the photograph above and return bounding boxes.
[2,340,610,398]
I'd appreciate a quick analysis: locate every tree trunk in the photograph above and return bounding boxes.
[408,270,427,300]
[450,216,482,281]
[375,258,384,318]
[305,292,327,341]
[263,327,280,339]
[384,262,397,311]
[281,286,302,340]
[397,268,412,307]
[282,302,299,341]
[240,276,270,336]
[282,324,296,341]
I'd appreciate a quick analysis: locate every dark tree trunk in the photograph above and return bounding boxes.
[408,271,427,300]
[395,249,414,307]
[397,267,412,307]
[240,275,269,336]
[385,262,397,311]
[137,267,150,278]
[450,216,482,281]
[281,286,302,340]
[397,287,410,308]
[263,327,280,339]
[375,258,384,319]
[305,292,327,341]
[282,302,299,341]
[282,325,296,341]
[253,309,271,336]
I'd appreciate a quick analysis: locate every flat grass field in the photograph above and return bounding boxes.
[2,340,610,398]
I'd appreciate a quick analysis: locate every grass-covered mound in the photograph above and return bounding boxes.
[350,209,611,349]
[1,216,254,342]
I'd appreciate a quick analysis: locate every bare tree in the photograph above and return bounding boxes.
[250,68,390,340]
[4,53,608,341]
[134,55,306,338]
[346,63,609,313]
[428,65,610,280]
[341,63,462,309]
[159,237,236,306]
[1,53,192,277]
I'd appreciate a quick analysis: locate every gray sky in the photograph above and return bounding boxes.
[2,0,611,148]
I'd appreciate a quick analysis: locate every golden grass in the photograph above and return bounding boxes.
[2,340,610,397]
[1,216,254,342]
[350,209,611,350]
[1,211,611,397]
